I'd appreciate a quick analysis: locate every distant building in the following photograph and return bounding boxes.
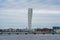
[16,29,21,32]
[0,29,3,32]
[55,29,60,33]
[53,26,60,31]
[28,8,33,31]
[35,28,53,34]
[7,28,15,32]
[52,26,60,33]
[3,29,8,32]
[53,27,60,30]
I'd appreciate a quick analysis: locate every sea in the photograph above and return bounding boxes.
[0,34,60,40]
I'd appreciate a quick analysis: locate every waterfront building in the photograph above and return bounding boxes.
[53,27,60,30]
[7,28,15,32]
[53,27,60,31]
[16,29,21,32]
[52,26,60,33]
[55,29,60,33]
[28,8,33,32]
[0,29,3,32]
[35,28,54,34]
[3,29,8,32]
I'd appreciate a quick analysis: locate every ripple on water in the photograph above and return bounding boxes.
[0,34,60,40]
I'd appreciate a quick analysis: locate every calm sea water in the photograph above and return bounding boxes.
[0,34,60,40]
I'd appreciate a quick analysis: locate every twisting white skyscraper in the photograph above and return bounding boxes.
[28,8,33,31]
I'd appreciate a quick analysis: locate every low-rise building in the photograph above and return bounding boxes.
[52,26,60,33]
[34,28,54,34]
[54,29,60,33]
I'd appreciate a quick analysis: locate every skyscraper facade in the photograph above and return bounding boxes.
[28,8,33,31]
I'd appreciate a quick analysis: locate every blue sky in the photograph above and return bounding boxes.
[0,0,60,29]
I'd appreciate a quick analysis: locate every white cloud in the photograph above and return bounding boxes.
[33,9,60,14]
[0,9,27,17]
[0,9,60,14]
[0,0,60,10]
[0,0,60,28]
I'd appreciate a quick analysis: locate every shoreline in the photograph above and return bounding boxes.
[0,32,59,35]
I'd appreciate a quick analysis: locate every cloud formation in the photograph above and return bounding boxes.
[0,0,60,29]
[0,0,60,9]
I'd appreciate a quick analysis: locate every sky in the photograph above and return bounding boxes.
[0,0,60,29]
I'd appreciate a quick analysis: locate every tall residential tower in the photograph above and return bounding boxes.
[28,8,33,31]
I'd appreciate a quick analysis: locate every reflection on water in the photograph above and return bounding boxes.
[0,34,60,40]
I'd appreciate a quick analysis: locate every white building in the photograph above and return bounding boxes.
[55,29,60,33]
[28,8,33,31]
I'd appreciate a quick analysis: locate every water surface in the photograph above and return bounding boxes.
[0,34,60,40]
